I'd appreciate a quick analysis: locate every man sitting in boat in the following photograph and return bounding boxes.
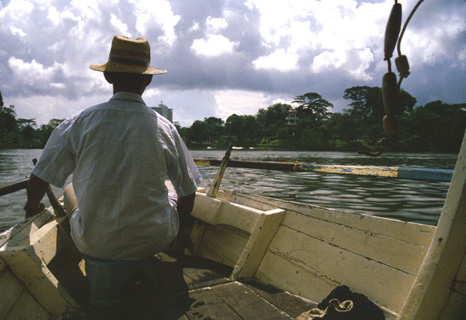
[23,35,202,315]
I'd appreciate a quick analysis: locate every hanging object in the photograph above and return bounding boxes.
[384,1,402,63]
[360,0,425,157]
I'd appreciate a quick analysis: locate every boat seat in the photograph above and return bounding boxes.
[84,256,158,306]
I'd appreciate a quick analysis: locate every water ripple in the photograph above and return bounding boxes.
[1,149,458,230]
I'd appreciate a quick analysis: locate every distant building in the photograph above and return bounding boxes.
[286,109,298,136]
[151,101,173,123]
[286,109,298,126]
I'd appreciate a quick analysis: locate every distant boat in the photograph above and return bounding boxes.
[232,146,244,150]
[206,146,216,150]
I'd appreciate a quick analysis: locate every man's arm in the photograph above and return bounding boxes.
[176,192,196,253]
[177,192,195,227]
[24,173,49,218]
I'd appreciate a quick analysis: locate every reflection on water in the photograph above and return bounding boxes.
[191,150,457,226]
[0,149,458,230]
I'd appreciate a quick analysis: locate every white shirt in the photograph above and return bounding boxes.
[32,92,201,260]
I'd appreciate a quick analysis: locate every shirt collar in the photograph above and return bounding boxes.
[109,92,147,105]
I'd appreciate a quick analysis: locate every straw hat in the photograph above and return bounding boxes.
[90,35,167,75]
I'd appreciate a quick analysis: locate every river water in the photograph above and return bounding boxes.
[0,149,458,231]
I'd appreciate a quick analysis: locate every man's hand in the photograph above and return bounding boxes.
[24,202,46,218]
[25,173,49,219]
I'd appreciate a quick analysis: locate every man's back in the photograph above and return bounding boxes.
[33,92,199,260]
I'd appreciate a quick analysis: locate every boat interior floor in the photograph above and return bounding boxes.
[64,251,317,320]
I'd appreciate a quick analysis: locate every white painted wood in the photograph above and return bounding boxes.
[193,193,263,234]
[5,290,49,320]
[231,208,285,280]
[196,225,249,267]
[193,184,439,317]
[258,225,415,312]
[0,267,24,319]
[398,132,466,320]
[0,215,80,315]
[282,210,430,275]
[0,208,55,248]
[227,192,435,246]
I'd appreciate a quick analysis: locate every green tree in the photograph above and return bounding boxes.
[293,92,333,123]
[256,103,291,138]
[0,104,19,148]
[204,117,224,144]
[400,101,466,152]
[225,114,244,144]
[17,118,38,148]
[190,120,208,144]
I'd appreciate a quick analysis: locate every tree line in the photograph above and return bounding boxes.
[1,88,465,153]
[179,87,466,153]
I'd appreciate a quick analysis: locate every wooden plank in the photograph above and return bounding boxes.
[190,221,206,256]
[259,226,415,313]
[0,216,80,315]
[1,247,78,315]
[255,249,338,303]
[255,251,398,320]
[185,287,243,320]
[0,209,55,248]
[211,281,293,320]
[0,257,5,272]
[282,210,429,274]
[438,291,466,320]
[0,268,24,319]
[197,225,248,267]
[5,290,49,320]
[243,279,317,319]
[455,252,466,283]
[193,193,262,234]
[232,209,285,280]
[226,191,435,246]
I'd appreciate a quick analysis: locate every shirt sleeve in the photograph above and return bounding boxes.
[166,128,202,197]
[31,119,76,188]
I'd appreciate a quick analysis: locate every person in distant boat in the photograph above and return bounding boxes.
[24,35,201,260]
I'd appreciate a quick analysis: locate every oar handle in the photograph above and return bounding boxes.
[0,179,29,197]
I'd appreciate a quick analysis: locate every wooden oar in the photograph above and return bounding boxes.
[194,158,454,182]
[207,144,233,197]
[0,179,29,197]
[0,160,67,218]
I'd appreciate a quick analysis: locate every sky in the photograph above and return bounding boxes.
[0,0,465,127]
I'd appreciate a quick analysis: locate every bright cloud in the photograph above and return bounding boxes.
[191,34,238,57]
[8,57,62,85]
[206,16,228,33]
[132,0,180,46]
[252,49,299,71]
[213,89,288,120]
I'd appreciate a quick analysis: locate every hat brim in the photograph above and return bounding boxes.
[90,62,167,75]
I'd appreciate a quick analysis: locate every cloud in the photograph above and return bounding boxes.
[191,34,238,57]
[252,49,299,71]
[0,0,464,128]
[213,89,289,120]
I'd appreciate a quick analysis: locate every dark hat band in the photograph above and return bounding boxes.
[108,57,150,67]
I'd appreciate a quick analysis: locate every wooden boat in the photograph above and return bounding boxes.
[1,3,464,317]
[0,131,465,319]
